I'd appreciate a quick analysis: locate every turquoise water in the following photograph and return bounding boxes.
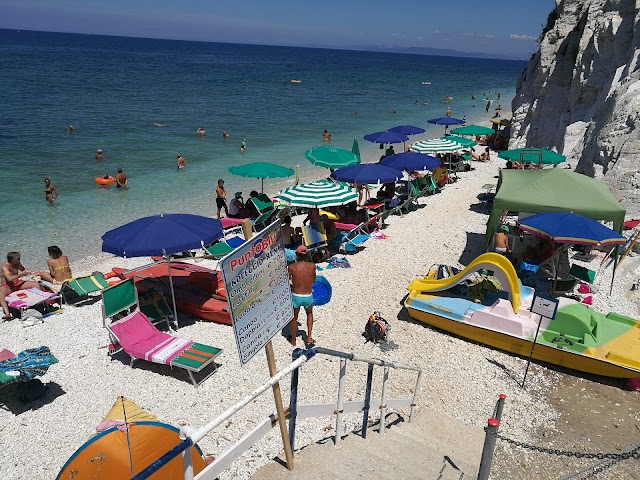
[0,29,525,263]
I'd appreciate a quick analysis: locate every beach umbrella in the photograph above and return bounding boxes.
[498,148,566,165]
[228,161,295,193]
[364,130,409,144]
[351,137,361,161]
[440,135,476,148]
[388,125,426,136]
[518,212,626,248]
[380,151,440,172]
[490,118,512,127]
[305,145,360,170]
[519,212,625,297]
[102,214,224,326]
[410,138,466,154]
[450,124,495,136]
[427,117,466,133]
[277,179,358,208]
[330,164,403,185]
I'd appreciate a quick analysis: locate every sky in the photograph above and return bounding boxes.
[1,0,556,58]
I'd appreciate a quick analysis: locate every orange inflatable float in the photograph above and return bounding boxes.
[95,176,115,185]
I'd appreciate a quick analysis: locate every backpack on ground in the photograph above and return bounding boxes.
[363,311,390,344]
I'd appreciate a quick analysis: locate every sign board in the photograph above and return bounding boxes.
[220,222,293,366]
[530,293,559,320]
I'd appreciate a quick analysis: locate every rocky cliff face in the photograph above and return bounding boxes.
[510,0,640,216]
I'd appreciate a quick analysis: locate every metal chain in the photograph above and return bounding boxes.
[487,428,640,460]
[560,442,640,480]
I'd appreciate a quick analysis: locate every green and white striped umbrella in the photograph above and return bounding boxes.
[410,138,466,154]
[276,179,358,208]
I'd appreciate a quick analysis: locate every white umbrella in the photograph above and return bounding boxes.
[409,138,466,154]
[276,179,358,208]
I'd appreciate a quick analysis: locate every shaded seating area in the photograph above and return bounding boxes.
[102,279,223,386]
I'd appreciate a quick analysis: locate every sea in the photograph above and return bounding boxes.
[0,29,527,264]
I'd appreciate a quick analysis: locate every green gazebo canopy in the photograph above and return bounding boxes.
[484,168,625,249]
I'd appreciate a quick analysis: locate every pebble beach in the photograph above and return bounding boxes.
[1,146,639,479]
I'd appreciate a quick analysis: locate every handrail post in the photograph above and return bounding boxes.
[477,418,500,480]
[334,358,347,446]
[361,363,374,439]
[409,368,422,422]
[378,367,389,434]
[288,349,303,453]
[180,424,194,480]
[494,394,506,423]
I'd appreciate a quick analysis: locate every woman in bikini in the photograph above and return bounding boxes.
[39,246,72,285]
[44,178,58,204]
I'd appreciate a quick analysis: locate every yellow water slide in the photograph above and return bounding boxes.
[407,253,521,313]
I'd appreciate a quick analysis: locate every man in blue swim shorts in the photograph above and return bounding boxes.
[287,245,316,346]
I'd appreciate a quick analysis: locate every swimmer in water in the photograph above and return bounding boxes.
[95,148,103,160]
[152,121,167,127]
[177,154,186,169]
[197,127,206,136]
[44,178,58,204]
[222,130,230,139]
[240,139,246,152]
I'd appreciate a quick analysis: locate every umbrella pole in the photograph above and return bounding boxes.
[165,253,179,330]
[550,245,565,297]
[261,178,264,194]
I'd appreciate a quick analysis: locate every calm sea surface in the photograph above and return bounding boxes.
[0,29,526,264]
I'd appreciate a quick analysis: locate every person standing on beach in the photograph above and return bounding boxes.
[44,178,58,204]
[115,168,128,188]
[177,154,186,170]
[215,179,228,218]
[287,245,316,346]
[323,129,331,142]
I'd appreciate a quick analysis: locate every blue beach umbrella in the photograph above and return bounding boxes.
[102,214,224,325]
[427,117,466,134]
[388,125,426,136]
[380,151,440,172]
[518,212,626,247]
[330,164,403,185]
[363,131,409,144]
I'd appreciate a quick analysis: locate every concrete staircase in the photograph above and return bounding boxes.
[251,407,485,480]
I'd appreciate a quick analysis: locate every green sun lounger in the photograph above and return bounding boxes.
[60,273,110,303]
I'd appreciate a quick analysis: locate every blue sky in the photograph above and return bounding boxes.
[1,0,555,57]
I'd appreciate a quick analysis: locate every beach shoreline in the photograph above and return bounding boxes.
[2,137,639,479]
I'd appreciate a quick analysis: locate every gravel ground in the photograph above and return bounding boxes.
[0,151,638,480]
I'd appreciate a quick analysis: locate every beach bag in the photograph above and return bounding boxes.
[363,311,390,344]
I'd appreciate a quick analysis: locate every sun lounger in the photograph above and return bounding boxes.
[301,222,329,261]
[337,230,370,253]
[219,217,245,229]
[102,279,222,386]
[5,288,60,320]
[59,273,109,303]
[138,287,177,330]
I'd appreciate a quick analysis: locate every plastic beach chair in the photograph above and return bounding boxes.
[301,222,329,260]
[59,273,109,303]
[102,279,222,386]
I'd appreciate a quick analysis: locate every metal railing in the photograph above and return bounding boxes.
[131,346,422,480]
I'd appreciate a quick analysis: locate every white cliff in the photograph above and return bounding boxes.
[510,0,640,216]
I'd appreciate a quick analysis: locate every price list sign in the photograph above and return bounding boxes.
[220,222,293,366]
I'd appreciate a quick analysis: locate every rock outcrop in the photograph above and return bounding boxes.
[510,0,640,216]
